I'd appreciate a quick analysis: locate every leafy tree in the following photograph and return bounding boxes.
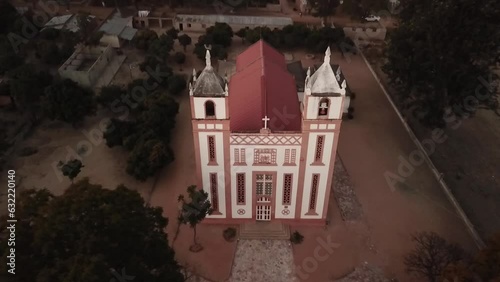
[36,40,64,65]
[235,28,247,43]
[0,36,23,74]
[103,118,136,148]
[404,232,465,282]
[166,27,179,39]
[178,185,213,252]
[178,33,192,51]
[107,92,179,181]
[39,27,61,40]
[0,1,19,34]
[384,0,500,127]
[312,0,340,22]
[0,179,184,282]
[7,65,53,120]
[42,79,97,126]
[59,159,84,183]
[174,52,186,68]
[76,12,97,42]
[126,138,174,181]
[97,85,126,108]
[0,52,23,75]
[133,29,159,50]
[138,94,179,138]
[167,74,187,96]
[148,34,174,62]
[205,22,233,47]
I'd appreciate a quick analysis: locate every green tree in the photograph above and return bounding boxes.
[133,29,159,50]
[0,1,19,35]
[103,118,136,147]
[173,52,186,69]
[126,138,174,181]
[0,179,184,282]
[384,0,500,127]
[42,79,97,126]
[0,35,23,74]
[36,40,63,65]
[178,33,192,51]
[167,74,187,96]
[166,27,179,39]
[97,85,126,108]
[59,159,84,183]
[312,0,340,22]
[148,34,174,62]
[235,28,247,43]
[76,12,97,42]
[109,92,179,181]
[7,65,53,120]
[178,185,213,252]
[205,22,233,47]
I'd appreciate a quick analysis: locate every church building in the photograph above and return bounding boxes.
[189,40,346,225]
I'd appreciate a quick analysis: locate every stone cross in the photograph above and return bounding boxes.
[262,116,270,129]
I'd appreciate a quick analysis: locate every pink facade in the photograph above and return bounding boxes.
[189,41,346,225]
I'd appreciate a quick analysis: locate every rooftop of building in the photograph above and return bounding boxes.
[229,40,301,133]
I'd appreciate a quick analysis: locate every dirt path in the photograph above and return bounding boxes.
[336,51,478,274]
[367,57,500,240]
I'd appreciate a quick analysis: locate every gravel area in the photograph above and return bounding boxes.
[230,240,297,282]
[334,156,364,221]
[335,263,392,282]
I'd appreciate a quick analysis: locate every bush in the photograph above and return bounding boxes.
[223,227,237,242]
[167,74,186,96]
[290,231,304,244]
[18,146,38,157]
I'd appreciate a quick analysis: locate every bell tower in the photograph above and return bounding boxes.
[298,47,346,221]
[190,50,231,219]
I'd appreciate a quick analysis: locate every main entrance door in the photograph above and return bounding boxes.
[256,173,273,221]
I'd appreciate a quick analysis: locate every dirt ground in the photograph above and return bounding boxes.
[365,49,500,240]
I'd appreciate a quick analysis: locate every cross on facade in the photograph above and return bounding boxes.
[262,116,270,129]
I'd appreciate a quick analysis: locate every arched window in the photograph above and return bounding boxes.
[205,101,215,118]
[318,98,329,117]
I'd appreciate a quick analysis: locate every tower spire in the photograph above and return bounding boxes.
[205,50,212,68]
[324,46,331,63]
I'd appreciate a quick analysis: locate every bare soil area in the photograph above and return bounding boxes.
[365,46,500,240]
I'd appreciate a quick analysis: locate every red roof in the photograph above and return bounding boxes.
[229,40,301,132]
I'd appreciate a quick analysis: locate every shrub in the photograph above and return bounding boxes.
[223,227,237,242]
[18,146,38,157]
[290,231,304,244]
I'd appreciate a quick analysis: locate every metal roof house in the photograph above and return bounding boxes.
[98,12,138,48]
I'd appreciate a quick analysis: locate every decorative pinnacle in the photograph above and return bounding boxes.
[205,50,211,68]
[189,82,192,90]
[225,82,228,92]
[324,46,331,63]
[306,67,311,77]
[192,68,196,81]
